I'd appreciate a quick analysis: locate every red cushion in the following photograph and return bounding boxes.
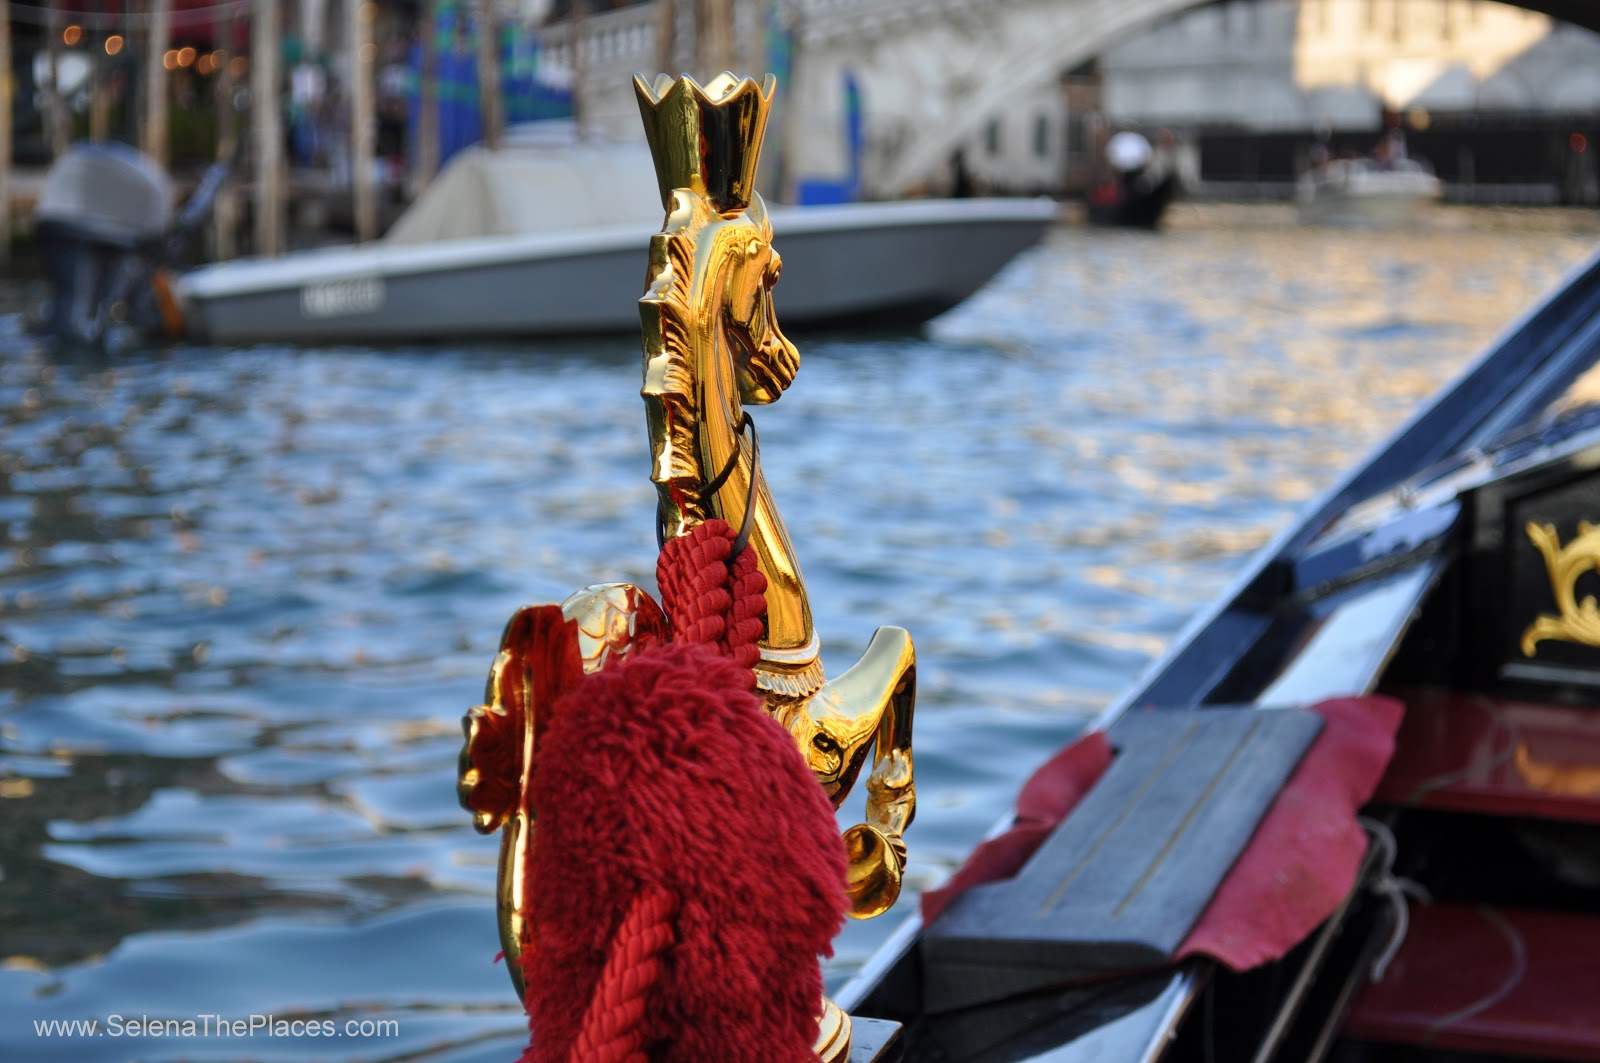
[1375,686,1600,823]
[1346,903,1600,1060]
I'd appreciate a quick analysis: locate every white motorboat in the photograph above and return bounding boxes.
[1296,157,1443,228]
[173,133,1060,345]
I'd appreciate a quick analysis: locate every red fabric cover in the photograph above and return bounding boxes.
[921,732,1113,924]
[920,696,1404,975]
[1177,694,1403,969]
[522,639,848,1063]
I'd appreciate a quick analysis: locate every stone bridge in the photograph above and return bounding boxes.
[534,0,1600,199]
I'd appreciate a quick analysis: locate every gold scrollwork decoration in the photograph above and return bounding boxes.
[1521,520,1600,656]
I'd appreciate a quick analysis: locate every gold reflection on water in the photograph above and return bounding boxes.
[1552,362,1600,418]
[0,777,36,799]
[1061,627,1171,660]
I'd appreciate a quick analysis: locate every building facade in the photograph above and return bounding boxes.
[1097,0,1600,202]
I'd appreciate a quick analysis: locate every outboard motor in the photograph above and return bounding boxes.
[31,142,173,349]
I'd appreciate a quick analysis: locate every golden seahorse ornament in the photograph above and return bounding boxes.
[635,71,917,922]
[1521,520,1600,656]
[457,75,917,1046]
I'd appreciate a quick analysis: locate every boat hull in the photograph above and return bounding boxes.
[1297,188,1438,228]
[176,198,1060,344]
[1085,173,1180,230]
[1296,165,1443,228]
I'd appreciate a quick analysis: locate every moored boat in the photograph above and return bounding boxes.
[837,241,1600,1061]
[26,129,1059,349]
[176,190,1061,344]
[1086,131,1181,230]
[1297,156,1443,228]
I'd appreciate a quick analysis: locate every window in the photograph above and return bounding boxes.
[986,119,1002,156]
[1067,114,1089,157]
[1034,114,1050,158]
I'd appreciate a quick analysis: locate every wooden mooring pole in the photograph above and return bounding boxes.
[214,4,240,259]
[696,0,732,78]
[349,0,376,241]
[0,0,10,265]
[572,0,588,139]
[412,0,439,198]
[45,3,68,158]
[253,0,286,255]
[142,0,174,166]
[89,24,111,142]
[655,0,677,74]
[476,0,501,151]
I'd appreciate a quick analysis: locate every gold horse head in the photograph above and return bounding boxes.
[723,200,800,406]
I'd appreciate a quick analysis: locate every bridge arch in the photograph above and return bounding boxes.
[789,0,1207,196]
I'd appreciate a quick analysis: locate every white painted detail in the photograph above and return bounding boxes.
[300,277,386,319]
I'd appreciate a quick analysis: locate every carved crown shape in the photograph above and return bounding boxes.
[634,72,777,215]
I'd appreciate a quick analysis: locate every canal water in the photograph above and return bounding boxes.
[0,206,1595,1061]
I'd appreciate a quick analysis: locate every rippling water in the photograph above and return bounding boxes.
[1,205,1595,1061]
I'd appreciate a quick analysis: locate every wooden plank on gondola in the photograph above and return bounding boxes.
[921,706,1322,1012]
